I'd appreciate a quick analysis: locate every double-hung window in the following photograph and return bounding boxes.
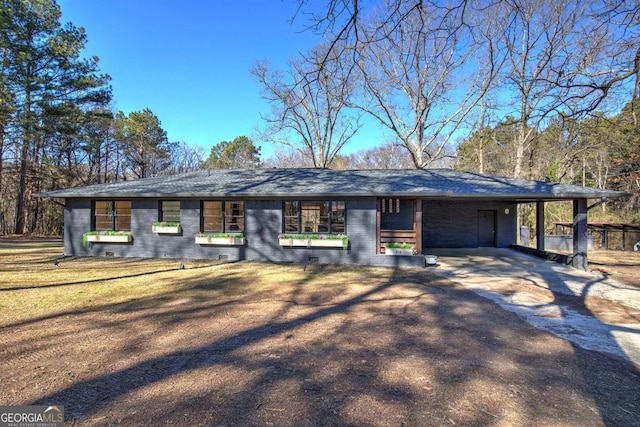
[159,200,180,223]
[201,201,244,233]
[283,201,345,234]
[93,201,131,231]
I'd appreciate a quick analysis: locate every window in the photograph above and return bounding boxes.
[284,201,299,233]
[160,200,180,223]
[302,201,329,232]
[283,201,345,234]
[201,201,244,233]
[331,201,346,233]
[94,201,131,231]
[225,201,244,232]
[202,201,223,232]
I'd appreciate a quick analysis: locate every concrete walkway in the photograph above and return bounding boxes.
[427,248,640,367]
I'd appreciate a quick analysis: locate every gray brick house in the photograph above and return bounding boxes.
[41,168,624,268]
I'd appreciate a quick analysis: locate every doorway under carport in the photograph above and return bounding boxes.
[478,209,497,247]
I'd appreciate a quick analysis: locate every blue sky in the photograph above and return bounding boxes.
[57,0,382,159]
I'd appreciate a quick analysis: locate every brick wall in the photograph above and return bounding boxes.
[64,197,428,266]
[65,197,510,265]
[422,200,517,248]
[244,198,392,265]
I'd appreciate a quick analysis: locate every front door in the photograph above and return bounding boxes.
[478,210,496,247]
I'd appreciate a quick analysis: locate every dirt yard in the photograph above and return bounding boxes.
[586,250,640,288]
[0,241,638,426]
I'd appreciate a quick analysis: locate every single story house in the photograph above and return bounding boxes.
[40,168,625,269]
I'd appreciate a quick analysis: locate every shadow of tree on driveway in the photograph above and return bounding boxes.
[430,248,640,427]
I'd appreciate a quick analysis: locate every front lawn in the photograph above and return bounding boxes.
[0,241,637,426]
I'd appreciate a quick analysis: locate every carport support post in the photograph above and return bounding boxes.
[536,202,545,251]
[571,198,588,270]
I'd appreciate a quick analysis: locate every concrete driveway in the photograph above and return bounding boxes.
[426,248,640,367]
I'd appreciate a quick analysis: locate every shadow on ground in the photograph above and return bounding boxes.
[430,248,640,427]
[1,256,639,426]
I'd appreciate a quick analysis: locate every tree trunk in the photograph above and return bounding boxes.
[15,138,29,234]
[478,99,486,174]
[632,48,639,126]
[0,128,4,235]
[14,99,33,235]
[514,132,524,178]
[514,94,528,178]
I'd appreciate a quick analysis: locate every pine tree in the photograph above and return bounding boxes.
[0,0,111,233]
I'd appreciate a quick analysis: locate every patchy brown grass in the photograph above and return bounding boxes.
[0,241,638,426]
[587,250,640,288]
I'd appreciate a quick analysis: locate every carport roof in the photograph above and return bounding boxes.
[40,168,626,201]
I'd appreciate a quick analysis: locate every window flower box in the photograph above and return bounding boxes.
[385,247,414,255]
[195,233,245,246]
[384,243,415,256]
[152,222,182,234]
[278,234,349,250]
[83,231,132,245]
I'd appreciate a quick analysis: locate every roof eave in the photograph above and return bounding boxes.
[37,191,626,200]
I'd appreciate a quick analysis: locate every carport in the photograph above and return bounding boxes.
[368,171,626,271]
[420,191,625,271]
[529,199,591,270]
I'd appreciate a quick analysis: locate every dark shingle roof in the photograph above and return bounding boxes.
[40,168,626,201]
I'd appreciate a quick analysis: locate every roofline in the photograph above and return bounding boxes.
[37,191,626,200]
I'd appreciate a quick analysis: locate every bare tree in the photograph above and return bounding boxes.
[297,0,639,178]
[342,143,415,169]
[496,0,639,178]
[294,0,425,71]
[461,94,505,174]
[169,141,206,174]
[265,142,415,170]
[262,146,315,168]
[602,0,640,125]
[252,43,361,168]
[351,1,501,169]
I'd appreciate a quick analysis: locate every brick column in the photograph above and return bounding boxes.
[572,198,588,270]
[536,201,545,251]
